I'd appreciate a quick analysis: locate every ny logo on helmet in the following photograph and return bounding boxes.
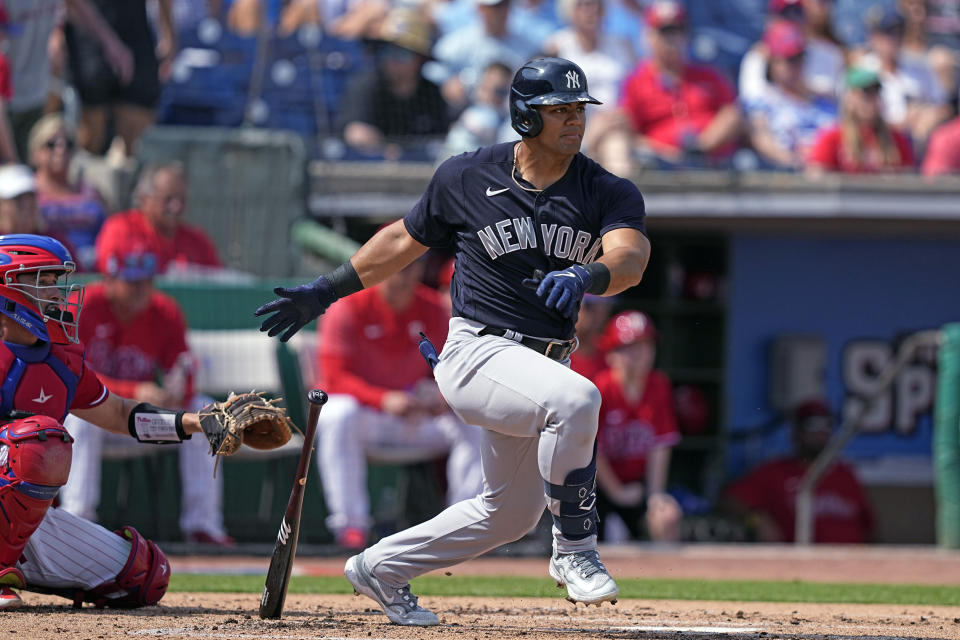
[565,70,580,90]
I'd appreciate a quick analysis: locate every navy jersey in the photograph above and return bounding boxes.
[404,141,647,339]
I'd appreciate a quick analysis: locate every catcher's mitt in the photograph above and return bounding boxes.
[198,392,294,457]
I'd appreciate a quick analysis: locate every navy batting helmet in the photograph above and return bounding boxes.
[509,57,601,138]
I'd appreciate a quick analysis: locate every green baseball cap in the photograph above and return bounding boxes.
[846,67,881,90]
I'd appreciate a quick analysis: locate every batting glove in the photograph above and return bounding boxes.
[525,265,593,318]
[255,276,337,342]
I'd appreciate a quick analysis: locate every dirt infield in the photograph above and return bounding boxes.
[6,593,960,640]
[6,544,960,639]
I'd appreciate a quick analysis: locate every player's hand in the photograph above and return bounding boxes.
[381,391,420,418]
[102,35,135,85]
[525,265,592,317]
[134,382,177,407]
[255,276,337,342]
[609,482,645,507]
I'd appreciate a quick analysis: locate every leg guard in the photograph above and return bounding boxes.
[0,416,73,568]
[31,526,171,608]
[544,443,599,541]
[82,526,170,608]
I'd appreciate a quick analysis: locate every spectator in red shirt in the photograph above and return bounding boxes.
[594,311,682,542]
[59,249,234,546]
[922,107,960,176]
[806,67,915,175]
[569,294,614,382]
[315,258,483,550]
[619,0,743,167]
[720,399,874,544]
[95,162,222,275]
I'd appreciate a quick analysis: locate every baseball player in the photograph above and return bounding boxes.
[0,233,265,609]
[256,57,650,626]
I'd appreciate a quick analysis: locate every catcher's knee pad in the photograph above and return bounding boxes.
[58,526,170,609]
[544,443,599,541]
[0,416,73,567]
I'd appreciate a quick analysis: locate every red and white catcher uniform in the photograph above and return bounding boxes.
[0,234,170,610]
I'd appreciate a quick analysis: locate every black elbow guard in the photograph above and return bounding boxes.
[128,403,190,444]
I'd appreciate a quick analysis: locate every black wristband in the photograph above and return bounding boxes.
[128,402,190,444]
[583,262,611,295]
[327,261,364,299]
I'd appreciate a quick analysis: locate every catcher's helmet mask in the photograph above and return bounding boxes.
[509,57,602,138]
[0,234,83,344]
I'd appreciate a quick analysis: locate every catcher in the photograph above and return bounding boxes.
[0,234,292,610]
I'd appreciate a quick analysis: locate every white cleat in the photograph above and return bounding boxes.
[549,550,619,605]
[344,553,439,627]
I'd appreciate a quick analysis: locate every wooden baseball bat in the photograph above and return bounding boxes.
[258,388,328,619]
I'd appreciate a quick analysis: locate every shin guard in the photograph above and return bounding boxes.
[0,415,73,568]
[544,443,599,540]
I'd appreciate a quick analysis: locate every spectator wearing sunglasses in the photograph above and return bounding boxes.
[742,20,837,170]
[337,7,451,161]
[739,0,846,103]
[27,113,106,271]
[806,66,915,175]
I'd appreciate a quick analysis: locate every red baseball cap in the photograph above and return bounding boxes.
[599,310,658,351]
[768,0,804,16]
[764,19,806,58]
[792,398,833,428]
[644,0,687,29]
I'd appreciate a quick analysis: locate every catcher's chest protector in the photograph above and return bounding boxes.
[0,416,73,567]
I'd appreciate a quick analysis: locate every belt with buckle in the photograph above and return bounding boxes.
[478,326,576,361]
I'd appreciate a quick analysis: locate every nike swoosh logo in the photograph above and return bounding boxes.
[486,187,510,196]
[554,273,577,278]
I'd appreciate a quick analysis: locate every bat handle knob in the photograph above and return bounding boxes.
[308,389,328,405]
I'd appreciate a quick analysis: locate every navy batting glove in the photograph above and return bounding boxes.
[254,275,337,342]
[530,265,593,318]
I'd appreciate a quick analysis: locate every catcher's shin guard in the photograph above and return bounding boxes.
[544,444,599,541]
[30,526,171,608]
[0,415,73,567]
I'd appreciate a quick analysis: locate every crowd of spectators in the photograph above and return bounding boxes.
[3,0,960,176]
[133,0,960,176]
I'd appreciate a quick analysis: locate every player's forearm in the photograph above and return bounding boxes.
[597,241,650,295]
[595,453,625,493]
[350,220,429,288]
[645,446,671,496]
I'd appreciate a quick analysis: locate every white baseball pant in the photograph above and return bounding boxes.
[20,507,130,590]
[362,317,600,588]
[317,394,485,535]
